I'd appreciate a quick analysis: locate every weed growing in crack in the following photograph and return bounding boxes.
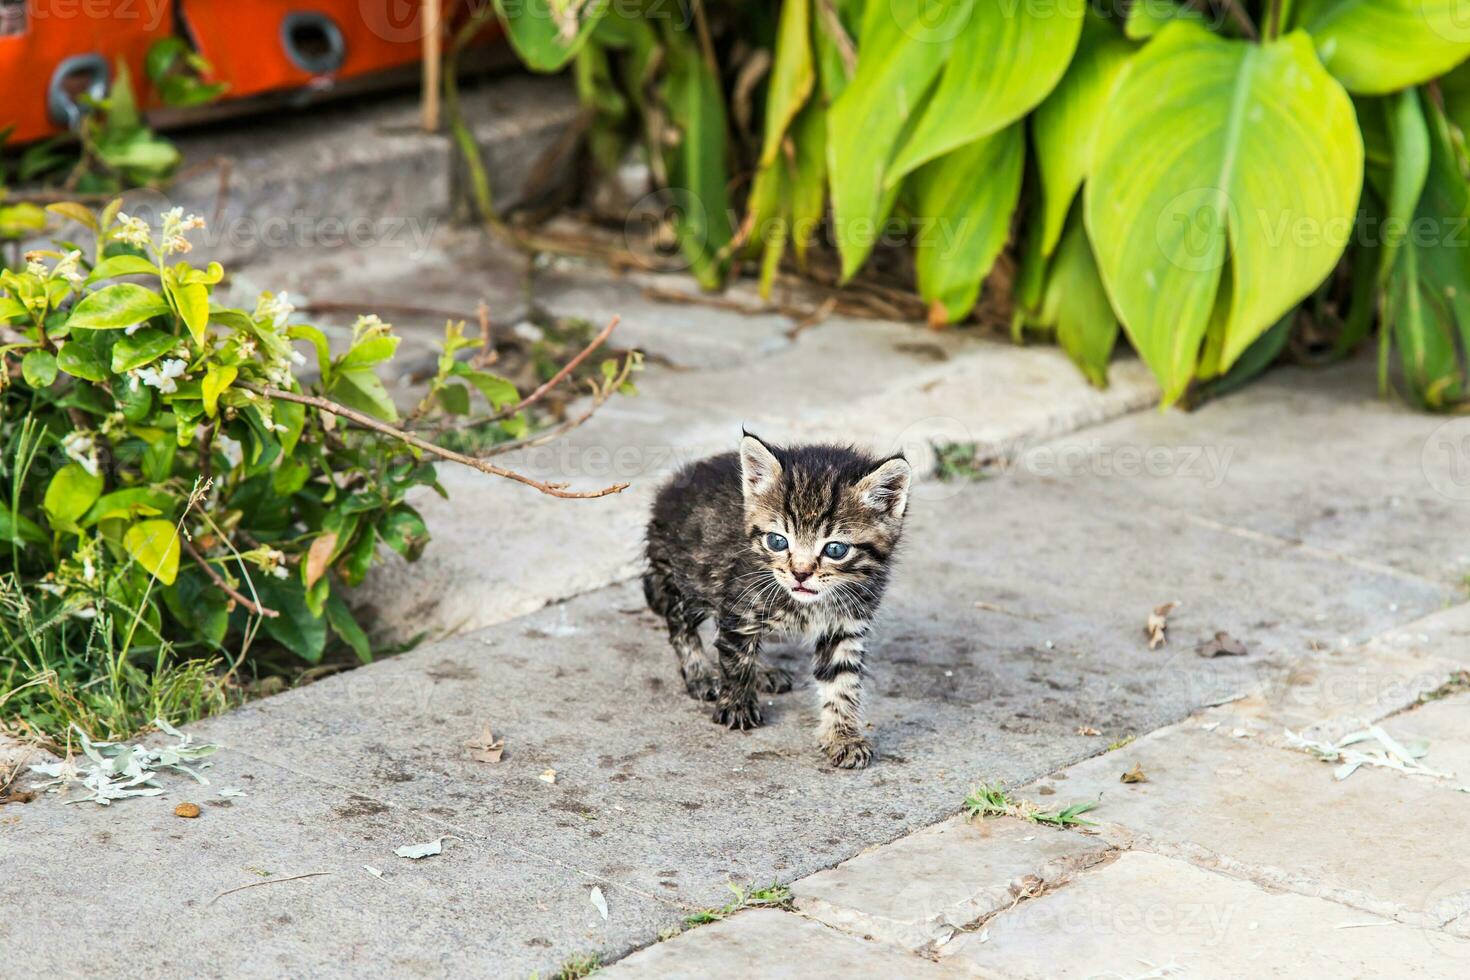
[963,782,1097,829]
[682,882,793,928]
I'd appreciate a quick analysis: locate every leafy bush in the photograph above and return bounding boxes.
[489,0,1470,409]
[1,203,630,740]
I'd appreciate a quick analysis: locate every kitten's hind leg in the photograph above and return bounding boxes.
[755,662,794,694]
[643,571,718,701]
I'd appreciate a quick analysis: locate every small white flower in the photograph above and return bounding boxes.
[289,349,306,366]
[60,430,100,477]
[236,338,257,360]
[54,250,84,287]
[115,212,153,249]
[353,313,390,339]
[254,291,295,331]
[83,556,96,583]
[124,322,144,336]
[26,259,48,278]
[135,358,187,394]
[217,435,243,468]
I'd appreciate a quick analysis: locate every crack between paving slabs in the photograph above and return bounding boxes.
[223,745,695,914]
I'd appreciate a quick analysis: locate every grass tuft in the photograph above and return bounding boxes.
[682,882,793,928]
[963,782,1098,828]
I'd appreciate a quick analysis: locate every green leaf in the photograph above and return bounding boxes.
[56,342,106,382]
[331,369,399,422]
[0,508,46,547]
[117,378,153,422]
[325,591,373,665]
[453,365,520,410]
[123,519,181,585]
[1084,24,1362,405]
[886,0,1084,185]
[338,334,399,369]
[0,202,46,237]
[85,254,158,283]
[758,0,816,167]
[275,398,306,456]
[254,577,327,663]
[45,202,98,231]
[911,124,1024,324]
[494,0,608,72]
[287,324,332,383]
[437,382,470,416]
[1299,0,1470,95]
[828,0,972,278]
[1124,0,1206,40]
[83,487,173,525]
[662,39,735,290]
[43,462,104,530]
[202,364,237,418]
[0,296,27,322]
[174,281,210,344]
[378,507,429,560]
[1041,210,1121,388]
[110,327,177,372]
[272,455,311,496]
[21,350,57,387]
[67,283,170,330]
[1033,12,1134,257]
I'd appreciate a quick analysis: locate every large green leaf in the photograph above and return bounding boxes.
[123,519,180,585]
[759,0,816,167]
[1039,209,1120,388]
[1298,0,1470,95]
[67,283,170,331]
[662,39,734,290]
[1085,24,1362,405]
[828,0,974,278]
[911,124,1024,323]
[886,0,1084,184]
[254,577,327,662]
[494,0,608,72]
[1032,12,1134,257]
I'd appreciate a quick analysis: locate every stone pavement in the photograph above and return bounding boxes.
[5,275,1468,975]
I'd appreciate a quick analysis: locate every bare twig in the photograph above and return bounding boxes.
[181,536,279,618]
[472,300,498,368]
[209,871,332,906]
[477,351,638,459]
[241,384,628,499]
[1215,0,1259,40]
[786,296,838,340]
[497,315,621,419]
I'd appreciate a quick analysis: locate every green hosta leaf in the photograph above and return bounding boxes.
[254,577,327,663]
[1375,89,1431,291]
[68,283,170,330]
[759,0,816,167]
[1041,210,1120,388]
[1299,0,1470,95]
[828,0,973,278]
[494,0,608,72]
[1085,24,1362,405]
[331,369,399,422]
[83,487,173,525]
[1124,0,1206,39]
[56,342,106,382]
[21,349,57,387]
[1033,13,1134,257]
[123,519,181,585]
[111,327,177,372]
[86,254,158,283]
[911,124,1024,324]
[662,39,734,290]
[886,0,1083,185]
[202,364,237,418]
[788,102,828,268]
[44,462,104,529]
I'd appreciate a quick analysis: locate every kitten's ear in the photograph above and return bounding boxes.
[739,434,782,499]
[856,457,912,519]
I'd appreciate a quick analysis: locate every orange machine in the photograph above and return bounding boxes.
[0,0,174,144]
[179,0,452,102]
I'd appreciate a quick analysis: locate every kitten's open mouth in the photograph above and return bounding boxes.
[790,584,820,601]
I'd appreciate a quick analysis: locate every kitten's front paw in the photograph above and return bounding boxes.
[822,736,873,770]
[711,697,763,731]
[681,662,720,702]
[755,664,794,694]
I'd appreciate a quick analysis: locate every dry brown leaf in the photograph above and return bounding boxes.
[465,723,505,764]
[1120,764,1148,784]
[304,532,338,589]
[1196,631,1248,658]
[1145,601,1179,650]
[1075,726,1101,737]
[174,802,201,818]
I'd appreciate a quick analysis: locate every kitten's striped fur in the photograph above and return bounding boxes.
[644,433,911,768]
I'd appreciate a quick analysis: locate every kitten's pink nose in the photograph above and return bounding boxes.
[792,567,814,583]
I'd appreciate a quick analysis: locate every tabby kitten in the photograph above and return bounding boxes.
[643,433,911,769]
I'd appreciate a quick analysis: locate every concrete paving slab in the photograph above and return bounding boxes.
[1028,722,1470,931]
[792,815,1112,950]
[0,746,674,978]
[1041,360,1470,586]
[944,851,1470,978]
[600,909,966,978]
[1380,690,1470,788]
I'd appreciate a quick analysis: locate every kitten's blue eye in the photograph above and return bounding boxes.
[765,532,789,551]
[823,541,850,560]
